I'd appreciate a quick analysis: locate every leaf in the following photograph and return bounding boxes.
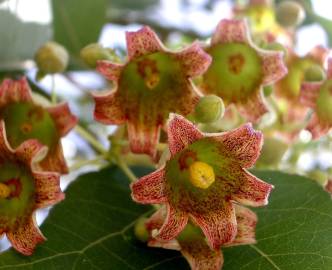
[0,9,50,64]
[51,0,107,56]
[223,171,332,270]
[0,168,332,270]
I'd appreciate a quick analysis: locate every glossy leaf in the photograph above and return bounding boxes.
[0,168,332,270]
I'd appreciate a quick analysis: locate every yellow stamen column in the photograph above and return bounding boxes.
[189,161,215,189]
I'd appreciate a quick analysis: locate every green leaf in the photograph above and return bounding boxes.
[0,10,50,65]
[51,0,107,56]
[0,168,332,269]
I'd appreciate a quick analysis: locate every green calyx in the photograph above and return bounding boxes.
[203,43,262,103]
[0,162,35,229]
[316,80,332,123]
[0,102,59,149]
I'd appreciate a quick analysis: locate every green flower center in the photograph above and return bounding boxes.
[316,80,332,123]
[0,102,59,149]
[203,42,262,103]
[165,138,237,213]
[0,162,35,229]
[118,51,192,121]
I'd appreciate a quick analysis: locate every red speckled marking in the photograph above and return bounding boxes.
[300,82,322,108]
[4,178,22,198]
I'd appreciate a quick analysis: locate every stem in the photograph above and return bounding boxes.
[51,75,57,104]
[75,125,108,155]
[115,156,137,182]
[70,155,107,171]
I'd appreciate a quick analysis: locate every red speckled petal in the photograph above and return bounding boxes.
[156,204,188,241]
[190,202,237,249]
[211,19,249,45]
[306,113,331,139]
[175,42,212,77]
[181,244,223,270]
[260,51,288,85]
[146,207,181,250]
[327,58,332,79]
[231,169,273,207]
[300,82,322,108]
[126,26,164,60]
[226,205,257,246]
[40,143,68,174]
[214,123,263,168]
[15,139,48,166]
[131,167,168,204]
[0,77,33,106]
[127,121,161,158]
[93,90,126,125]
[47,103,78,137]
[7,215,45,256]
[33,171,64,208]
[237,91,269,123]
[96,61,124,82]
[167,114,203,156]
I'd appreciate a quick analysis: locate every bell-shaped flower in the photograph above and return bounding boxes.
[131,114,273,249]
[0,77,78,173]
[300,58,332,139]
[0,120,64,255]
[200,19,287,122]
[146,204,257,270]
[93,26,211,158]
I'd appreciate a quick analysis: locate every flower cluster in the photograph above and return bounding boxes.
[0,78,77,254]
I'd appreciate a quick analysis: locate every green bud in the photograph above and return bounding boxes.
[304,65,326,82]
[134,217,149,243]
[256,137,288,168]
[276,1,305,28]
[194,95,225,123]
[35,41,69,74]
[80,43,115,68]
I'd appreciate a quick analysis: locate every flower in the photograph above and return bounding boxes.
[300,58,332,139]
[0,77,78,173]
[93,26,211,158]
[200,19,287,122]
[273,46,328,141]
[131,114,273,249]
[146,204,257,270]
[0,120,64,255]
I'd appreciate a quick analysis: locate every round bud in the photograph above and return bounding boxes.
[276,1,305,28]
[134,217,149,243]
[35,41,69,74]
[80,43,114,68]
[304,65,326,82]
[256,137,288,168]
[194,95,225,123]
